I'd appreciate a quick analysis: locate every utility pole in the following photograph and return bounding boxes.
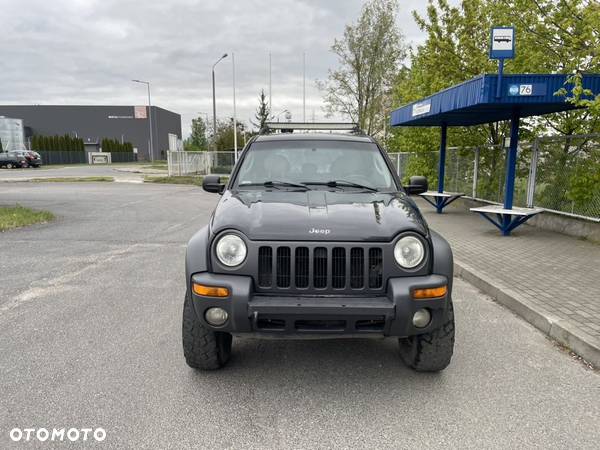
[212,53,228,150]
[269,52,272,111]
[132,79,153,162]
[232,52,238,162]
[303,52,306,122]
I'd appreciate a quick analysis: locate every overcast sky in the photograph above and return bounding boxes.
[1,0,454,137]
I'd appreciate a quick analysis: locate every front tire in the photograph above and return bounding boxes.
[399,299,455,372]
[182,290,232,370]
[6,163,14,169]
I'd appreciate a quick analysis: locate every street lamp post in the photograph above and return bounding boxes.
[232,52,238,162]
[302,52,306,122]
[212,53,228,150]
[132,79,153,162]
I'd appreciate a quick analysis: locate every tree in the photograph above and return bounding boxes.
[506,0,600,136]
[390,0,600,152]
[189,115,209,151]
[252,89,271,131]
[213,118,246,151]
[318,0,406,135]
[387,0,599,193]
[390,0,509,153]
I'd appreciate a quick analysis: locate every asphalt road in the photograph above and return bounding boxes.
[1,182,599,449]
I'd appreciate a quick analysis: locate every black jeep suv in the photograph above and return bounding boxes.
[183,124,455,372]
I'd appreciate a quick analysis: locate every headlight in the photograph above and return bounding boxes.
[215,233,247,267]
[394,235,425,268]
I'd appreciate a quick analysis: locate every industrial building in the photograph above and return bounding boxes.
[0,105,182,160]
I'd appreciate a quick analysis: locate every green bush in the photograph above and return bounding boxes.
[31,134,84,151]
[100,138,133,152]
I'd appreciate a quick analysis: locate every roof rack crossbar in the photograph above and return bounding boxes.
[260,122,362,134]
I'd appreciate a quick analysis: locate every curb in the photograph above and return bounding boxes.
[454,259,600,368]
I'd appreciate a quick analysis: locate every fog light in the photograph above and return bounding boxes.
[205,307,229,326]
[412,308,431,328]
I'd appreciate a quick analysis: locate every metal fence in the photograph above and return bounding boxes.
[389,133,600,221]
[35,150,136,165]
[167,151,236,176]
[168,134,600,221]
[37,150,87,165]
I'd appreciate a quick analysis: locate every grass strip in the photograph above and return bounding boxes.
[29,176,114,182]
[143,175,204,186]
[0,204,54,232]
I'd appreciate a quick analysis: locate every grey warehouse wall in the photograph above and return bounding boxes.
[0,105,181,160]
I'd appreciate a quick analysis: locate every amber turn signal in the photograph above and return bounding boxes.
[413,285,447,299]
[192,283,229,298]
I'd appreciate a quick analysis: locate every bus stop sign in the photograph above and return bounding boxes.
[490,27,515,59]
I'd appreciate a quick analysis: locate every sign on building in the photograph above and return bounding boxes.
[134,106,147,119]
[411,100,431,117]
[89,152,111,164]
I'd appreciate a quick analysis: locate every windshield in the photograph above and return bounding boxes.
[234,140,396,191]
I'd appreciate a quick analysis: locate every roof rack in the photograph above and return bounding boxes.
[259,122,362,134]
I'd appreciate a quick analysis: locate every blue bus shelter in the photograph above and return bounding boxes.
[391,73,600,235]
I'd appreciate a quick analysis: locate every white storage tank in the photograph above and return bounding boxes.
[0,116,25,151]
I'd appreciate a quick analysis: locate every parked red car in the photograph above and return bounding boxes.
[11,150,42,167]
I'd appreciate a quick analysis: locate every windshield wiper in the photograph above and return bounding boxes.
[238,180,310,190]
[303,180,378,192]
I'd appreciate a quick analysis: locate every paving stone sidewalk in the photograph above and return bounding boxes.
[416,198,600,366]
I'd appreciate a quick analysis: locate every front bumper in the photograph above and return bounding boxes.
[190,272,449,338]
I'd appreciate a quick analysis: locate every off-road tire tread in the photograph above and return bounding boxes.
[399,299,455,372]
[182,291,231,370]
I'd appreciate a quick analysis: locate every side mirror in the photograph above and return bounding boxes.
[404,176,428,195]
[202,175,225,194]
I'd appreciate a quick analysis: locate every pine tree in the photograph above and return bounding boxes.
[252,89,271,131]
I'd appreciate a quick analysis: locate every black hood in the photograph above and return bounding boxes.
[209,190,429,242]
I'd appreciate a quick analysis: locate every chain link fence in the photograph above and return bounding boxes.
[390,133,600,221]
[533,134,600,217]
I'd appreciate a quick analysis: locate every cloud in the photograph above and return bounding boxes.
[1,0,444,137]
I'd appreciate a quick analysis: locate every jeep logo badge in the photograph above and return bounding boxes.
[309,228,331,235]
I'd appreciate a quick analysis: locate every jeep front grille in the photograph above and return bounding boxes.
[276,247,291,287]
[258,247,272,287]
[257,244,383,292]
[295,247,309,288]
